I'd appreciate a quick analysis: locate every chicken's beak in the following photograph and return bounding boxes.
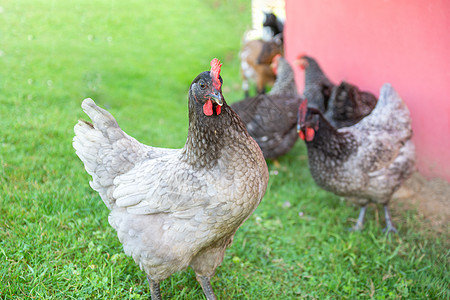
[208,91,223,106]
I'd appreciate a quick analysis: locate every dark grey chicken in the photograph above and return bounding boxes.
[296,54,334,113]
[232,56,302,160]
[297,83,415,233]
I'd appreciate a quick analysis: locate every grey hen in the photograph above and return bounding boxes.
[73,59,268,300]
[297,83,415,233]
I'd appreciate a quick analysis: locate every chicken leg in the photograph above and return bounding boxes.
[349,205,367,231]
[197,275,217,300]
[383,205,398,234]
[147,276,162,300]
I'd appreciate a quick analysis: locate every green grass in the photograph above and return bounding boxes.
[0,0,448,299]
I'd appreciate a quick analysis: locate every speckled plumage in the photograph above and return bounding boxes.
[73,66,268,298]
[231,56,302,159]
[268,56,298,97]
[298,83,415,230]
[299,55,334,112]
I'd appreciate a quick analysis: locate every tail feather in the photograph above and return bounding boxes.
[73,98,150,209]
[81,98,119,132]
[355,83,412,141]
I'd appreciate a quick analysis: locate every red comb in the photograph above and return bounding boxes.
[297,52,307,59]
[210,58,222,90]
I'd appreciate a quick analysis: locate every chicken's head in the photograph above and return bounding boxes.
[297,99,319,142]
[271,54,282,75]
[189,58,224,117]
[295,54,310,71]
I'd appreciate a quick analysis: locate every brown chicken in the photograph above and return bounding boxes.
[297,83,415,233]
[73,59,269,300]
[296,55,377,128]
[239,36,283,97]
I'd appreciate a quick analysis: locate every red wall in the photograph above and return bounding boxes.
[285,0,450,181]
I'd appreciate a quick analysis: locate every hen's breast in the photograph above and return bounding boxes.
[308,147,367,196]
[108,131,268,279]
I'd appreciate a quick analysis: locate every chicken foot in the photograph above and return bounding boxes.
[349,205,367,231]
[196,275,217,300]
[147,276,162,300]
[382,205,398,234]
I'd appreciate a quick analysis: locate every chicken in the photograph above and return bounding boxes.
[296,54,334,112]
[239,35,283,97]
[231,55,302,160]
[269,55,298,97]
[297,83,415,233]
[296,55,377,128]
[262,12,284,40]
[73,59,269,300]
[239,11,284,98]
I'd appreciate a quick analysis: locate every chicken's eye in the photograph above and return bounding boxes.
[199,81,207,90]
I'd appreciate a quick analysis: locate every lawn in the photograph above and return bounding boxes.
[0,0,448,299]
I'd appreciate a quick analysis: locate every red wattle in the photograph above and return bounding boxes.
[203,100,213,116]
[299,130,305,141]
[305,128,315,141]
[216,105,221,115]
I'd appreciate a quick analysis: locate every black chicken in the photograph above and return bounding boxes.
[263,12,284,39]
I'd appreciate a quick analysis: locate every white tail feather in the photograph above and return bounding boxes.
[73,98,150,209]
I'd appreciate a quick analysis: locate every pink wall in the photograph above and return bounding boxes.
[285,0,450,181]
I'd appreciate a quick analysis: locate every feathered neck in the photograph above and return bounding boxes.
[305,111,357,160]
[304,60,331,86]
[269,60,298,97]
[182,99,248,169]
